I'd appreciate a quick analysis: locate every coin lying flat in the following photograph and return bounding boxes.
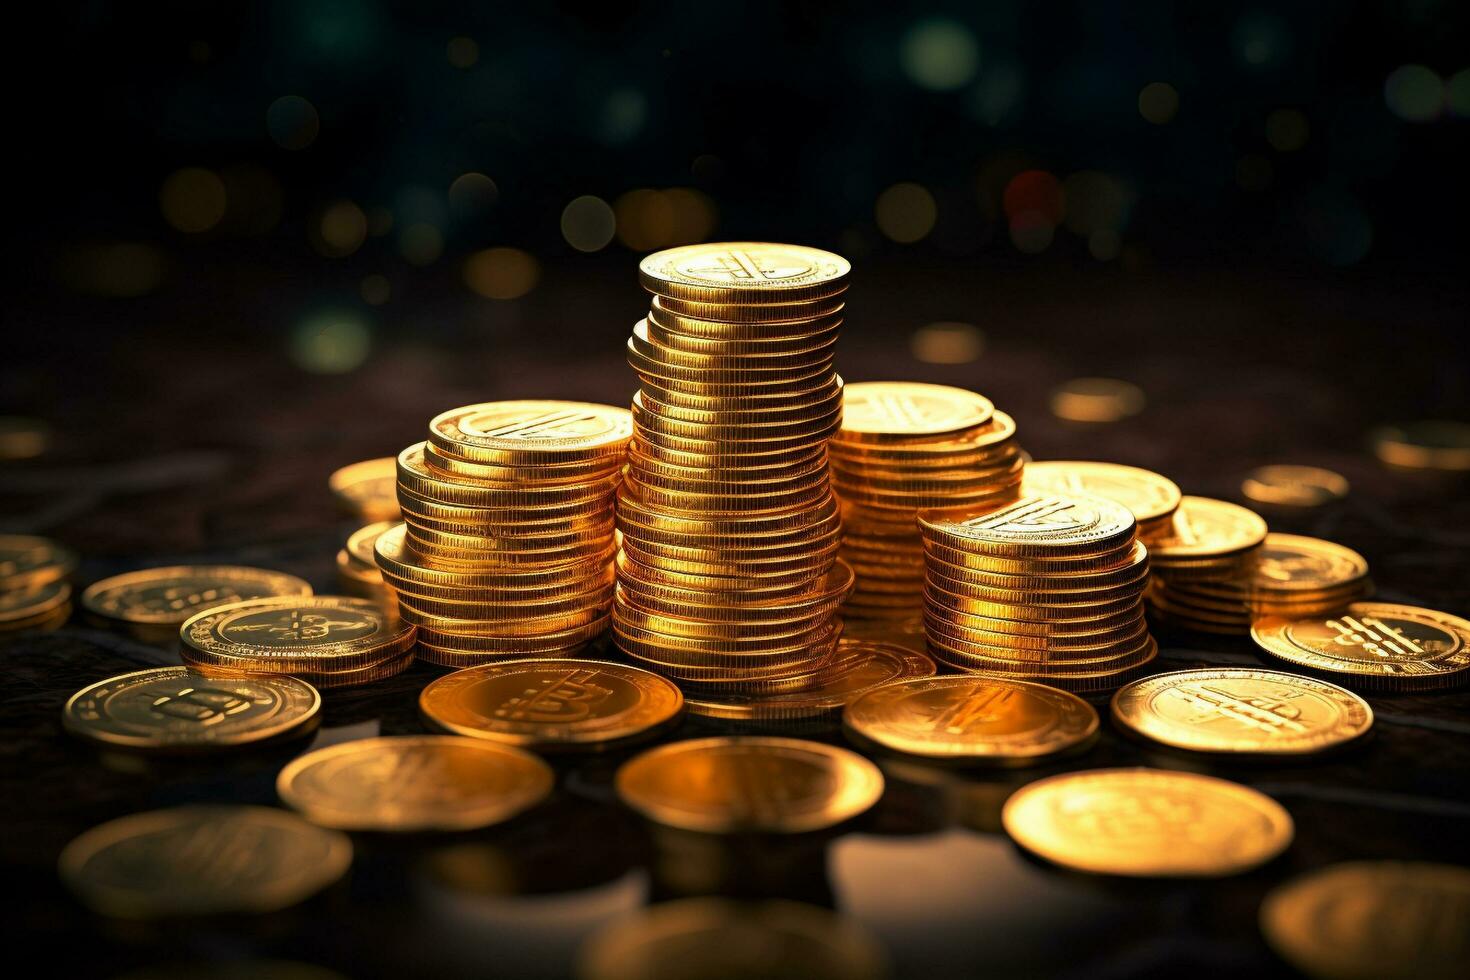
[843,675,1098,764]
[328,457,400,521]
[419,658,684,751]
[0,579,72,631]
[82,565,313,636]
[0,534,77,589]
[428,400,633,464]
[1111,668,1372,757]
[615,736,884,834]
[277,735,554,831]
[1022,461,1181,527]
[919,494,1137,558]
[0,415,50,460]
[1369,420,1470,472]
[58,805,351,918]
[63,667,321,752]
[181,595,415,673]
[639,242,850,304]
[1149,496,1268,561]
[578,899,889,980]
[1049,378,1145,423]
[1241,465,1350,508]
[839,382,994,442]
[1002,768,1293,877]
[1229,533,1368,595]
[1251,602,1470,691]
[1260,861,1470,980]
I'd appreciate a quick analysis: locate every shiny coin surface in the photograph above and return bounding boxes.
[63,667,321,752]
[1049,377,1145,423]
[843,675,1098,764]
[1241,464,1350,508]
[1260,861,1470,980]
[1252,602,1470,690]
[639,242,850,303]
[328,457,400,521]
[1111,668,1372,756]
[0,579,71,624]
[839,382,993,442]
[181,595,415,673]
[920,494,1136,557]
[578,898,889,980]
[616,736,883,833]
[1150,496,1268,561]
[1022,461,1180,526]
[1369,420,1470,472]
[0,415,50,460]
[1002,768,1293,877]
[277,735,554,831]
[0,534,77,588]
[82,565,313,630]
[428,401,633,463]
[59,805,351,919]
[420,658,684,751]
[1237,534,1368,594]
[346,521,397,568]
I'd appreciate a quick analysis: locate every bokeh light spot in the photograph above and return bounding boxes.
[398,223,443,266]
[1051,378,1146,423]
[561,195,617,252]
[875,183,937,244]
[1266,108,1309,151]
[159,167,227,233]
[1138,82,1179,124]
[1002,170,1064,224]
[1384,65,1443,122]
[1009,212,1054,254]
[615,189,676,250]
[267,95,320,150]
[447,36,479,69]
[911,322,984,364]
[290,311,372,374]
[901,19,980,91]
[464,248,540,300]
[1232,12,1290,71]
[449,172,498,217]
[360,274,390,306]
[312,200,367,257]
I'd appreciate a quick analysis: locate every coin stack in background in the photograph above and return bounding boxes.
[1145,495,1268,633]
[376,401,631,666]
[0,534,75,634]
[328,457,401,522]
[336,522,395,606]
[1151,530,1372,634]
[1022,461,1179,545]
[920,494,1157,692]
[614,243,852,700]
[829,382,1024,624]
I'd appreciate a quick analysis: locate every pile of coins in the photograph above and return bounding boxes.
[81,565,312,643]
[919,494,1157,691]
[335,521,395,606]
[1022,460,1179,545]
[376,401,631,666]
[0,534,75,634]
[829,382,1024,623]
[613,243,852,700]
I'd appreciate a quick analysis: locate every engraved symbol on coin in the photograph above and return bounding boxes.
[970,497,1092,534]
[915,686,1022,736]
[474,409,608,441]
[145,683,267,726]
[227,610,372,644]
[1164,683,1308,735]
[496,669,615,723]
[1325,614,1427,660]
[674,248,812,284]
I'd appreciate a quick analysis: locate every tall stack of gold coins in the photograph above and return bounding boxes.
[828,382,1024,623]
[614,243,852,698]
[919,494,1157,692]
[375,401,631,666]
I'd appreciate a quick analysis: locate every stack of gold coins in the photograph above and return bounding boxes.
[828,382,1024,623]
[0,534,76,634]
[1150,531,1371,634]
[1022,460,1179,545]
[336,521,395,606]
[614,243,852,699]
[919,494,1157,692]
[377,401,631,666]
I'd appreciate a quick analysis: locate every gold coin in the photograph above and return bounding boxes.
[82,565,313,632]
[919,494,1136,558]
[652,292,845,324]
[328,457,399,521]
[1022,461,1181,526]
[0,415,50,460]
[830,410,1017,461]
[346,521,396,568]
[1002,768,1293,876]
[63,667,321,752]
[0,578,71,624]
[646,311,842,351]
[1111,668,1372,756]
[632,319,839,372]
[1049,377,1145,423]
[842,675,1098,764]
[615,736,882,833]
[0,534,77,589]
[1260,861,1470,980]
[577,898,889,980]
[416,615,609,655]
[421,440,621,483]
[839,381,993,442]
[639,242,850,304]
[1251,602,1470,690]
[58,805,351,918]
[420,658,683,751]
[1241,464,1350,507]
[181,595,415,673]
[1192,533,1368,596]
[1369,420,1470,472]
[277,734,553,831]
[398,443,621,507]
[427,400,632,465]
[1149,495,1268,561]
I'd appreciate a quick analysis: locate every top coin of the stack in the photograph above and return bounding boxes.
[638,243,850,304]
[839,382,994,444]
[920,494,1136,558]
[428,401,633,465]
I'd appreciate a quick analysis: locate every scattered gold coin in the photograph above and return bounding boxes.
[1148,496,1268,562]
[578,898,888,980]
[1252,602,1470,691]
[1241,464,1350,507]
[843,675,1099,764]
[277,734,554,831]
[0,534,77,589]
[328,456,400,521]
[615,736,883,834]
[1049,378,1145,423]
[0,415,51,460]
[82,565,313,640]
[1369,421,1470,472]
[0,579,72,633]
[63,667,321,752]
[420,658,684,751]
[1261,861,1470,980]
[1111,668,1372,756]
[59,805,351,918]
[1002,768,1293,877]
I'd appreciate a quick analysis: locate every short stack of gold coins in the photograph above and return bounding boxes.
[828,382,1024,623]
[336,521,395,606]
[919,494,1157,692]
[374,401,631,666]
[1022,460,1180,546]
[614,243,853,701]
[1145,495,1269,633]
[0,534,76,634]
